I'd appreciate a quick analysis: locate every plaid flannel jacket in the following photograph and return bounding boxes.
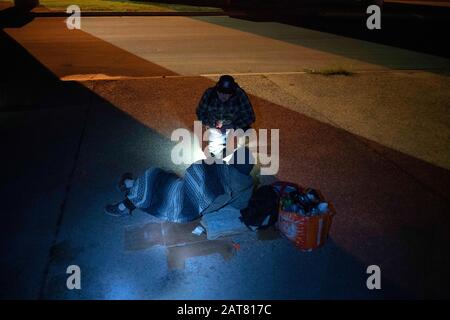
[196,86,256,129]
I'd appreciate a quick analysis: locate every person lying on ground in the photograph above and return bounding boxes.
[104,147,255,222]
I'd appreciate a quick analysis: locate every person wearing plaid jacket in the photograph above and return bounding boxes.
[196,75,255,158]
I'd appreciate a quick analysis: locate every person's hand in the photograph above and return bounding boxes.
[202,124,211,133]
[216,120,223,129]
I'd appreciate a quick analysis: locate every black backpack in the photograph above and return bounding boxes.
[240,185,279,230]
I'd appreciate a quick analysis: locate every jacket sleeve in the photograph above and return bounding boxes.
[234,89,256,130]
[196,89,214,127]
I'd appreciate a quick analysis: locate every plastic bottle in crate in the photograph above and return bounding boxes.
[274,183,336,251]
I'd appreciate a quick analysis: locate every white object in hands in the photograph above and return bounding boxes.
[192,225,205,236]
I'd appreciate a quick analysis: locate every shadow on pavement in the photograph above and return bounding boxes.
[227,2,450,59]
[0,5,34,29]
[1,16,450,299]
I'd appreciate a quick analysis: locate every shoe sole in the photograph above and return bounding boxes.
[104,208,131,217]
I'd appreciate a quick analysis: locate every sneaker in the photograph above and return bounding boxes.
[104,201,132,217]
[117,172,134,195]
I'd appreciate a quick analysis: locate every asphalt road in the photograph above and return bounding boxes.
[5,15,450,171]
[1,10,450,299]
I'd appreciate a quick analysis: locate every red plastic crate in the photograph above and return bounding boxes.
[272,181,336,251]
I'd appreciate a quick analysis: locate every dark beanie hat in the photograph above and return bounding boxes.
[216,75,237,94]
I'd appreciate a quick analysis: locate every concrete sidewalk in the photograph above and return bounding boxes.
[7,16,449,173]
[1,14,450,299]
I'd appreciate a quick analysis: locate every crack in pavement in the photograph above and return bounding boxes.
[37,90,94,299]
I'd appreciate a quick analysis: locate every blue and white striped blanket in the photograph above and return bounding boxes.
[128,160,254,223]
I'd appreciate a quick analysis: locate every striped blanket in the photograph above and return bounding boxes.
[127,160,254,223]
